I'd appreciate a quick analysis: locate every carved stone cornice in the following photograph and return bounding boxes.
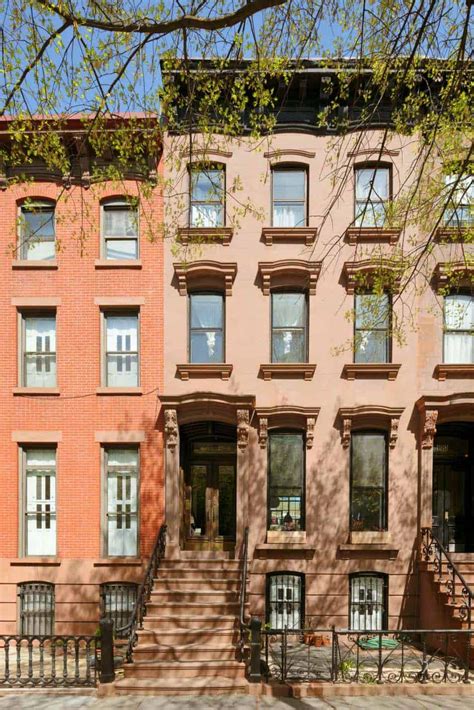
[432,261,474,291]
[237,409,250,450]
[164,409,178,450]
[261,227,317,247]
[337,405,404,448]
[433,364,474,381]
[173,261,237,296]
[257,260,322,295]
[264,149,316,160]
[177,227,233,246]
[434,227,471,243]
[345,227,400,246]
[256,406,320,449]
[176,363,233,381]
[160,392,255,426]
[343,259,403,294]
[259,363,316,381]
[416,393,474,448]
[342,363,401,381]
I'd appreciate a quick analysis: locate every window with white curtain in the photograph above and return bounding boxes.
[22,315,56,387]
[102,199,139,259]
[355,166,390,227]
[24,448,56,556]
[444,294,474,363]
[105,448,139,556]
[104,313,139,386]
[350,574,387,630]
[189,293,224,363]
[20,202,55,260]
[444,174,473,228]
[271,292,307,363]
[190,166,224,227]
[272,168,307,227]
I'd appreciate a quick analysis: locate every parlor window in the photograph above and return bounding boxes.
[266,573,304,630]
[101,199,139,260]
[444,174,473,228]
[444,294,474,364]
[350,432,388,532]
[19,201,55,261]
[105,448,139,556]
[100,582,138,637]
[272,167,307,227]
[104,313,139,387]
[23,448,57,556]
[268,431,305,532]
[21,314,56,387]
[189,292,224,363]
[355,165,390,228]
[190,165,225,227]
[18,582,55,635]
[350,573,387,631]
[354,293,391,363]
[271,292,308,363]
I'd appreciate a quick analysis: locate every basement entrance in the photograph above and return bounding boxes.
[181,422,236,551]
[433,423,474,552]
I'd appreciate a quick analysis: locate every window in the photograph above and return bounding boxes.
[355,166,390,227]
[271,292,307,363]
[351,432,387,532]
[22,315,56,387]
[190,166,224,227]
[104,313,139,386]
[23,448,56,556]
[105,448,138,556]
[354,293,391,363]
[444,294,474,364]
[19,202,55,261]
[267,573,304,630]
[350,574,387,630]
[189,293,224,363]
[102,199,139,259]
[18,582,55,635]
[444,174,473,228]
[100,582,137,637]
[272,168,307,227]
[268,432,305,532]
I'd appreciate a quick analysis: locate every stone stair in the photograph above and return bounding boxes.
[114,557,249,695]
[421,554,474,630]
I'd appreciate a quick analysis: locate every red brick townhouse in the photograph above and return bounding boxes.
[0,116,164,636]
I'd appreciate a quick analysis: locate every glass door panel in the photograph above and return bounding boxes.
[433,462,466,551]
[216,464,236,538]
[190,465,208,537]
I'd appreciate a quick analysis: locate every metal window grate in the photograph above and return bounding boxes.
[100,583,138,638]
[19,582,55,636]
[350,574,386,631]
[266,573,304,630]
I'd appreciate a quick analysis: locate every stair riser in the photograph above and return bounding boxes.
[161,561,241,570]
[137,631,239,646]
[124,667,246,680]
[150,592,239,603]
[146,603,240,615]
[134,648,238,662]
[153,580,240,591]
[143,619,238,630]
[157,570,241,581]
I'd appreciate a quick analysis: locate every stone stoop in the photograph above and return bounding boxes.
[114,558,249,696]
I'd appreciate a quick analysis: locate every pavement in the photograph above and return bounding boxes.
[1,696,474,709]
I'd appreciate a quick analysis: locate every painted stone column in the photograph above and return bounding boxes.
[419,409,437,530]
[164,409,180,556]
[236,409,250,551]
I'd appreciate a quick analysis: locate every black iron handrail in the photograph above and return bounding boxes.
[239,526,249,632]
[421,527,474,627]
[119,523,167,662]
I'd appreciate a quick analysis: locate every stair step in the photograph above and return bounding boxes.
[142,615,238,630]
[153,578,240,591]
[137,628,239,646]
[114,676,249,696]
[123,659,246,679]
[134,644,238,661]
[161,559,241,570]
[146,601,240,615]
[150,590,239,603]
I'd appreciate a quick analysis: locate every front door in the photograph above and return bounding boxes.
[186,461,236,550]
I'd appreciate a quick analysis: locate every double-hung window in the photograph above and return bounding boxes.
[102,199,139,259]
[189,293,224,363]
[271,292,307,363]
[100,582,138,636]
[267,573,304,630]
[23,448,56,556]
[190,166,224,227]
[18,582,55,635]
[444,174,473,228]
[19,202,55,261]
[22,315,56,387]
[444,294,474,364]
[268,431,305,532]
[350,574,387,630]
[104,313,139,386]
[354,293,391,363]
[355,166,390,228]
[105,448,139,556]
[272,168,307,227]
[351,432,388,532]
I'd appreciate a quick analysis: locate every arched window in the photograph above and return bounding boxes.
[19,200,55,261]
[18,582,55,635]
[266,572,304,630]
[100,582,138,638]
[349,573,387,630]
[101,198,139,260]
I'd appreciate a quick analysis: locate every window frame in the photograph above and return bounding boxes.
[270,290,309,364]
[189,163,226,228]
[353,291,392,364]
[267,429,306,532]
[100,582,138,637]
[18,200,56,261]
[443,174,473,229]
[350,430,388,533]
[354,162,392,228]
[349,572,388,631]
[266,572,305,631]
[102,310,140,387]
[100,197,140,260]
[18,581,55,635]
[20,311,57,388]
[443,292,474,364]
[271,164,308,228]
[20,445,57,557]
[187,291,225,364]
[102,445,140,557]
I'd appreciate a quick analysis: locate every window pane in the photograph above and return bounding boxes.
[272,293,306,328]
[268,433,304,531]
[445,295,473,331]
[191,170,224,201]
[106,315,138,386]
[190,331,224,363]
[444,333,474,364]
[354,330,388,363]
[352,433,386,487]
[25,449,56,556]
[355,201,387,228]
[105,239,138,260]
[26,449,56,467]
[107,354,138,386]
[190,294,223,329]
[273,170,305,201]
[355,168,389,200]
[272,330,306,363]
[24,240,56,261]
[24,317,56,387]
[103,207,138,237]
[25,317,56,351]
[355,294,390,329]
[273,203,306,227]
[191,204,224,227]
[107,450,138,556]
[107,449,138,467]
[21,208,55,261]
[106,316,138,351]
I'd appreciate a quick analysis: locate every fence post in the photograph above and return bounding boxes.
[248,617,262,683]
[99,618,115,684]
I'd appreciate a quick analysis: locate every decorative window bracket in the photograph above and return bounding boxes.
[256,406,320,449]
[174,261,237,296]
[258,260,322,296]
[338,405,404,449]
[343,259,402,295]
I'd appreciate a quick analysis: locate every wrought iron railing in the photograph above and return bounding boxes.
[421,527,474,627]
[119,523,167,662]
[262,627,474,684]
